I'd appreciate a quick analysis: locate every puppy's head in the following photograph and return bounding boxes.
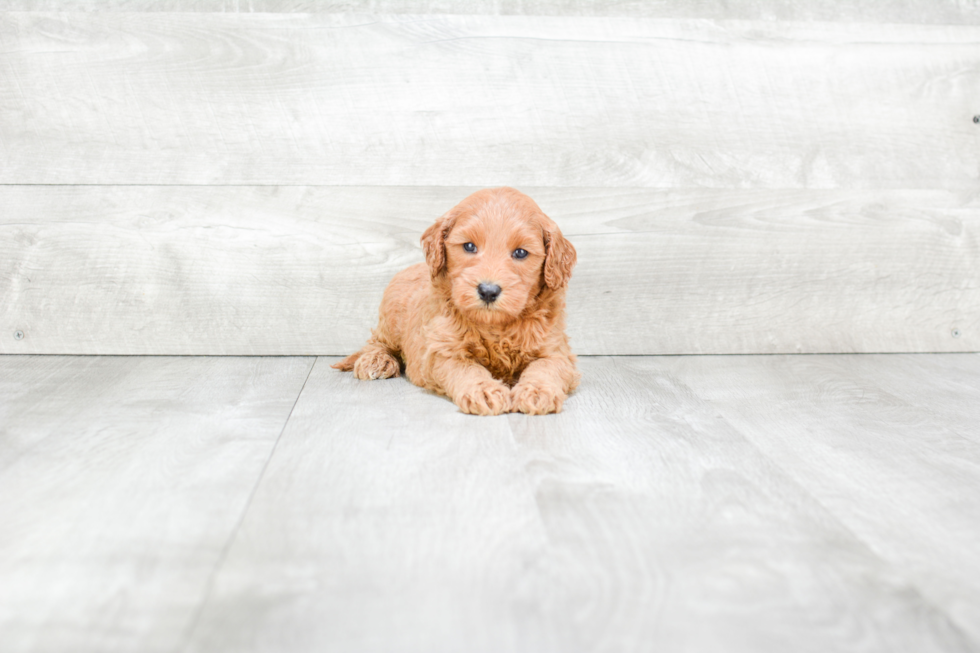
[420,187,576,325]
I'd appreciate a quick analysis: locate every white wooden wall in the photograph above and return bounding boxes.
[1,3,978,355]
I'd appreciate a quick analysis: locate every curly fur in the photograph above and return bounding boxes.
[333,187,580,415]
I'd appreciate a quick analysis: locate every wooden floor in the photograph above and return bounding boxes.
[2,354,979,652]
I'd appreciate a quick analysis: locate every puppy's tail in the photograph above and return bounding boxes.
[331,352,360,372]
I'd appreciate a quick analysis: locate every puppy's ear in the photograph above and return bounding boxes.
[420,209,458,277]
[543,220,577,290]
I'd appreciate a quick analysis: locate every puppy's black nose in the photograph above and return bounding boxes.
[477,283,502,303]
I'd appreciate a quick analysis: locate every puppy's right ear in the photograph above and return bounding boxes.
[420,209,458,277]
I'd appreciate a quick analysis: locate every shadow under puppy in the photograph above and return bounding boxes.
[333,187,580,415]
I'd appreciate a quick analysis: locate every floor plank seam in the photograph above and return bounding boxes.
[173,356,318,653]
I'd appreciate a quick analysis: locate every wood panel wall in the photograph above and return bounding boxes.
[1,4,978,355]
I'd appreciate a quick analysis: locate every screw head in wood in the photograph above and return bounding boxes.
[952,328,961,338]
[13,330,24,340]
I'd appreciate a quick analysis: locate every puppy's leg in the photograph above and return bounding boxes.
[354,345,401,380]
[333,266,416,380]
[511,356,580,415]
[428,355,510,416]
[331,335,401,380]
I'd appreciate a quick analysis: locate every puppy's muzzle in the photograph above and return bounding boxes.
[477,282,502,304]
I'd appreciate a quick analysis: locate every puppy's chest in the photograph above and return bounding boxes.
[465,333,538,385]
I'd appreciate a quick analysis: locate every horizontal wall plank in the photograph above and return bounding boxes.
[1,185,976,355]
[2,13,978,187]
[6,0,980,24]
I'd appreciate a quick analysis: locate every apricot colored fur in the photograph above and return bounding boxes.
[333,187,580,415]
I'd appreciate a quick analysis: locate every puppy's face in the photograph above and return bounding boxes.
[443,207,545,324]
[421,188,576,325]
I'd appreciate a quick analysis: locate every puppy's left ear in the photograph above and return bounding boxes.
[420,209,458,277]
[543,218,577,290]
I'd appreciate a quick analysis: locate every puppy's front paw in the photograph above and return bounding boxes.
[352,349,401,380]
[511,382,565,415]
[455,379,510,416]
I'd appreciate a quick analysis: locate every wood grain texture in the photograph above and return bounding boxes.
[2,13,979,187]
[0,355,314,653]
[183,357,545,653]
[1,186,977,356]
[662,353,980,644]
[829,353,980,441]
[6,0,980,24]
[181,355,978,652]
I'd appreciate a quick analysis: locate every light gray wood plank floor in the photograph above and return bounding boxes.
[2,354,979,652]
[0,356,315,653]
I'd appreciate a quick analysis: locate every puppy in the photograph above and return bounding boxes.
[333,187,580,415]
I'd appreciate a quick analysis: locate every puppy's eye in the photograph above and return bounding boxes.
[463,242,477,253]
[512,248,529,259]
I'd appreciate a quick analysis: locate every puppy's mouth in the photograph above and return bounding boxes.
[470,302,514,325]
[453,280,525,323]
[470,294,513,321]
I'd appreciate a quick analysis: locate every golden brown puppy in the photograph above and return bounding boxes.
[333,187,580,415]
